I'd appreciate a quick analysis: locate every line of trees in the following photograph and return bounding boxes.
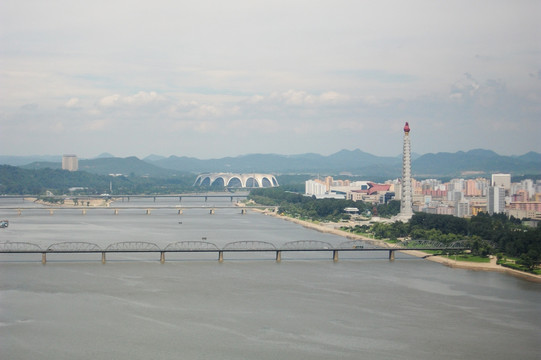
[0,165,196,195]
[350,212,540,271]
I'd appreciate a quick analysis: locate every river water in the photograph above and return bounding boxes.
[0,197,540,359]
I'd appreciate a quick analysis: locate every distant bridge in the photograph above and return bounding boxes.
[0,240,469,264]
[0,193,249,202]
[0,205,273,216]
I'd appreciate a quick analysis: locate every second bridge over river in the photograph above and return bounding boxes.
[2,205,274,216]
[0,240,469,264]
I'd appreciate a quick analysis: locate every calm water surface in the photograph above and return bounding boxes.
[0,197,540,359]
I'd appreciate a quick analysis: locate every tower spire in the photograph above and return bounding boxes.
[396,122,413,221]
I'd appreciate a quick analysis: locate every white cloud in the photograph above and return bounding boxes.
[65,97,80,108]
[1,1,540,157]
[319,91,349,104]
[97,91,164,108]
[97,94,121,108]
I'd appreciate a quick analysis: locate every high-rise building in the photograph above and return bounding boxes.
[491,173,511,190]
[305,180,326,196]
[488,186,505,215]
[396,122,413,221]
[62,154,78,171]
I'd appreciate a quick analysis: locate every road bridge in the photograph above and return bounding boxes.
[0,193,249,202]
[0,240,468,264]
[0,205,273,216]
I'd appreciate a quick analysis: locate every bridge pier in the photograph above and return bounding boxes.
[42,252,46,264]
[389,250,395,261]
[333,250,339,262]
[102,252,106,264]
[218,251,223,263]
[160,251,165,264]
[276,251,281,262]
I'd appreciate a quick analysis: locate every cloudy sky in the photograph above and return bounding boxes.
[1,0,540,159]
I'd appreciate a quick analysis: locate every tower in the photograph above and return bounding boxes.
[397,122,413,221]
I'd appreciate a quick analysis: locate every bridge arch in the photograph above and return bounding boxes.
[223,241,277,250]
[106,242,161,251]
[0,242,42,252]
[401,240,446,248]
[164,241,220,251]
[47,242,102,252]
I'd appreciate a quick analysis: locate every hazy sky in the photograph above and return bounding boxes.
[1,0,540,159]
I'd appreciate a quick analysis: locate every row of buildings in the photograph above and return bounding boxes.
[305,174,541,220]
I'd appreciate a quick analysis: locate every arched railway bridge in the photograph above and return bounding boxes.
[0,239,471,264]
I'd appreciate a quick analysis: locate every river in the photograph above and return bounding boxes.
[0,197,539,359]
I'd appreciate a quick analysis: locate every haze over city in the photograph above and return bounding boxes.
[1,0,540,159]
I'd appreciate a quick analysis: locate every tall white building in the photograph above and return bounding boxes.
[488,186,505,215]
[305,180,326,196]
[396,122,413,221]
[62,154,78,171]
[455,199,470,218]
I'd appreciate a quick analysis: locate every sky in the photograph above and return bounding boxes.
[1,0,540,159]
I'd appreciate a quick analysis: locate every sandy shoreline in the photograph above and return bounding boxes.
[253,208,541,283]
[26,197,114,207]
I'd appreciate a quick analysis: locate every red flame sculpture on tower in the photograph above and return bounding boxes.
[404,122,410,133]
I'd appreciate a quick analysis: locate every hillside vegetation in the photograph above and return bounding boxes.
[0,165,195,195]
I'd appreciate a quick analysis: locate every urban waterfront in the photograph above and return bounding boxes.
[1,197,540,359]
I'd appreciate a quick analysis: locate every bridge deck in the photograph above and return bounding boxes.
[0,247,467,264]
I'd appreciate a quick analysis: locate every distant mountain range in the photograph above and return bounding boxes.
[1,149,539,178]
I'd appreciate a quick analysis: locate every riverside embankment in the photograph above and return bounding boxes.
[252,208,541,283]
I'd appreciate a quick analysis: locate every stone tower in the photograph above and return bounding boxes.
[397,122,413,221]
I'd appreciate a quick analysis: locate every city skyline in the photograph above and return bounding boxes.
[1,1,540,159]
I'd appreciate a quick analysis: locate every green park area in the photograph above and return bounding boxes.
[249,187,541,274]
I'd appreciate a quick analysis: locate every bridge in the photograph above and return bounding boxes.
[0,193,249,202]
[0,205,273,216]
[0,240,469,264]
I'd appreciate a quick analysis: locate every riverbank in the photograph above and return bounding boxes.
[254,208,541,283]
[26,197,114,207]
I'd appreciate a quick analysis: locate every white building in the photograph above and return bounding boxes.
[488,186,505,215]
[455,199,470,218]
[491,173,511,191]
[62,154,78,171]
[305,180,326,196]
